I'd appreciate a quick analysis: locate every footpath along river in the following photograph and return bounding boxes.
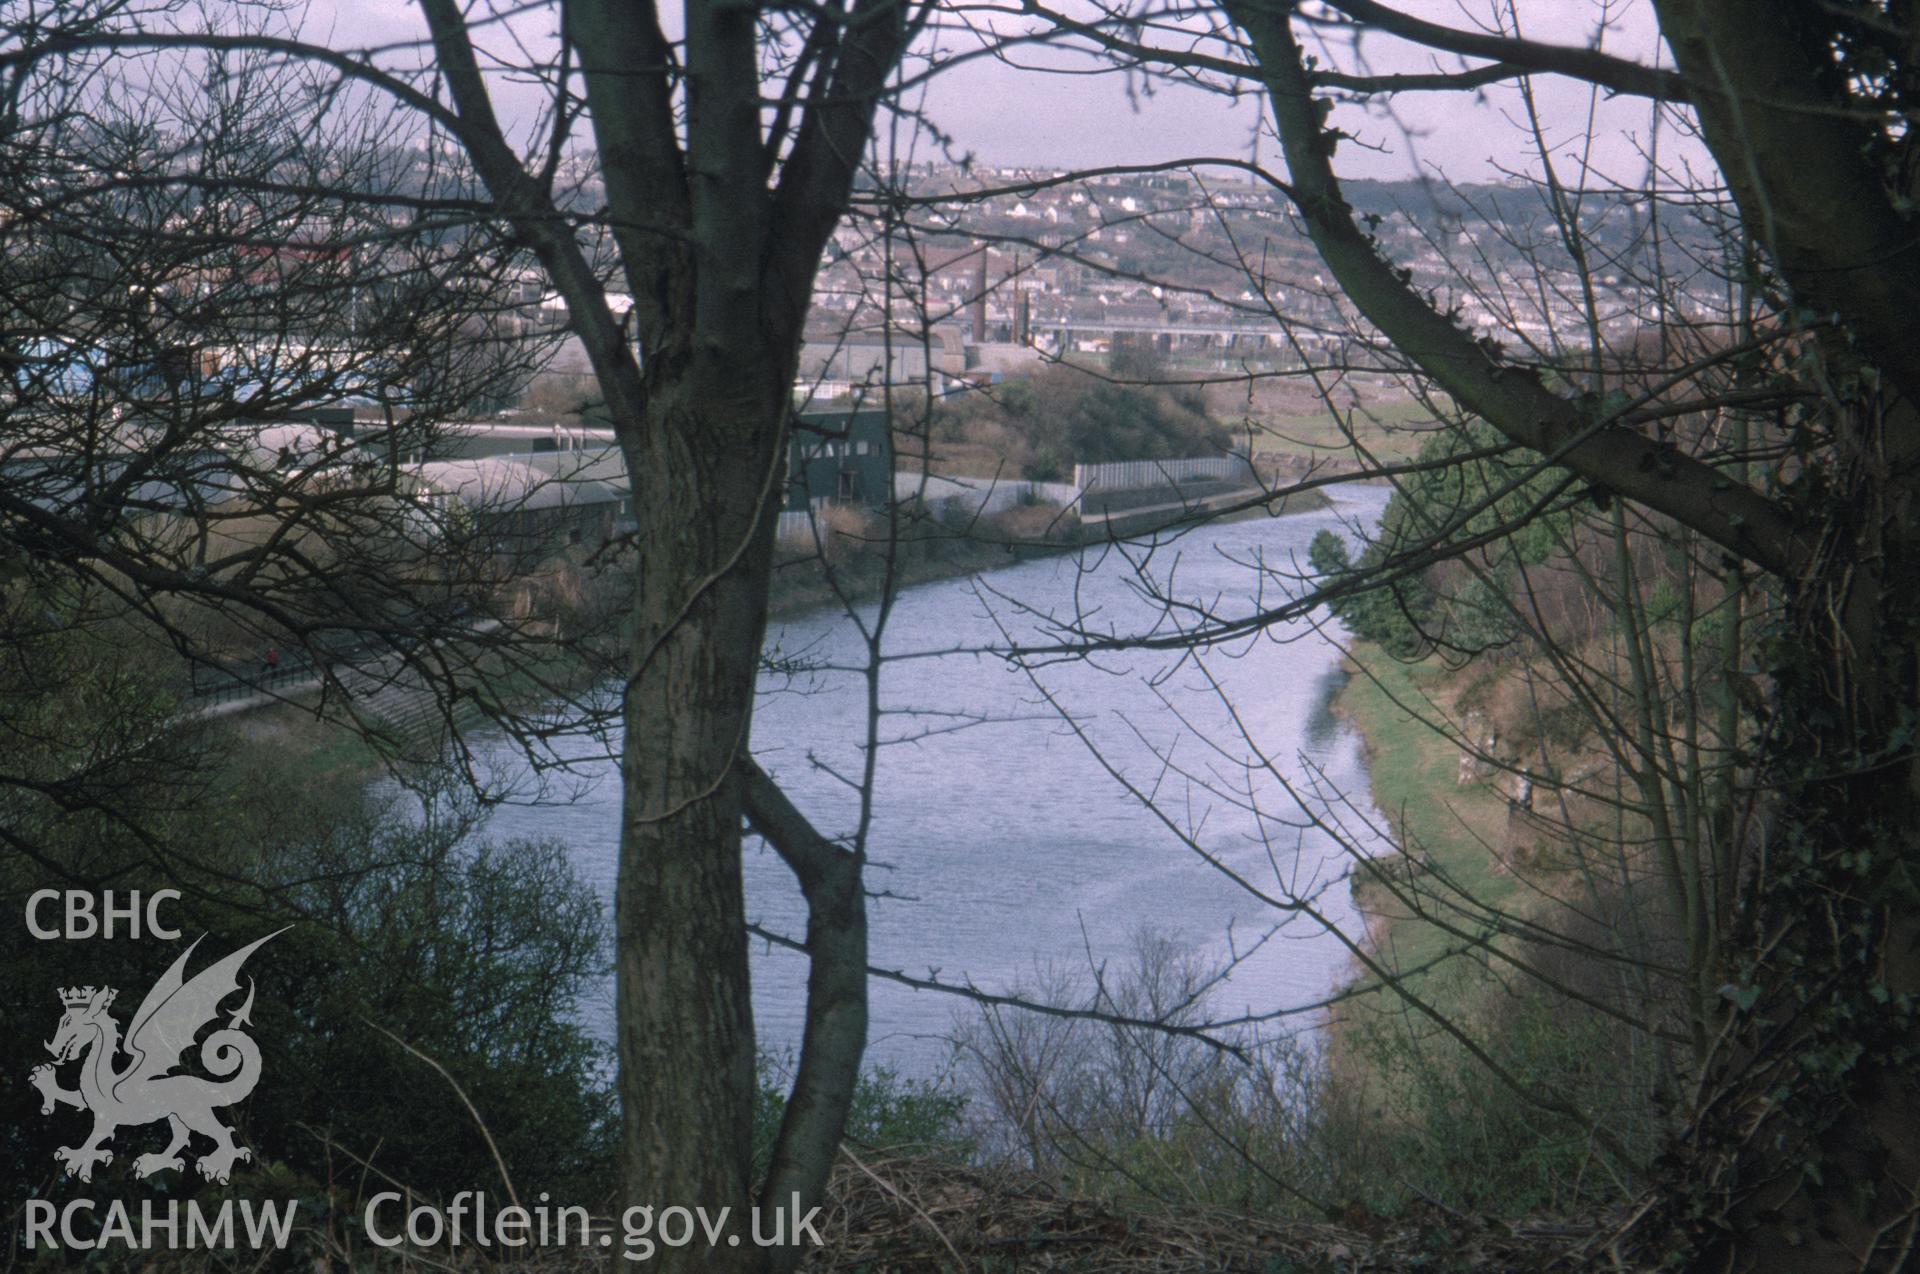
[469,484,1393,1077]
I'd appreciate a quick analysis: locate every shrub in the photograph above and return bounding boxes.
[752,1056,971,1181]
[1307,422,1573,658]
[0,748,616,1210]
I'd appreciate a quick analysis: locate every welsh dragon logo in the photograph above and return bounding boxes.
[29,930,286,1184]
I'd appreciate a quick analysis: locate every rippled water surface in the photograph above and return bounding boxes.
[470,486,1392,1073]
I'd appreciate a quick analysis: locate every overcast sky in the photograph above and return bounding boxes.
[914,1,1698,184]
[321,0,1704,186]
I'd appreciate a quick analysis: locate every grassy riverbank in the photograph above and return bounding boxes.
[1328,642,1667,1216]
[1330,644,1514,984]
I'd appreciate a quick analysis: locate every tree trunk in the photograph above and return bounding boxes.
[313,1,909,1263]
[1670,478,1920,1272]
[1224,3,1920,1265]
[616,374,787,1274]
[1635,7,1920,1265]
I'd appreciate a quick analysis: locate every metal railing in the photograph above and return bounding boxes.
[188,659,317,706]
[1071,456,1245,491]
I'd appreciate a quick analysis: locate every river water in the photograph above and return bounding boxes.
[469,484,1392,1076]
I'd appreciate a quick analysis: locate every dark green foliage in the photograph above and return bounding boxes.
[0,602,615,1207]
[1306,423,1571,658]
[1308,523,1439,659]
[255,788,616,1199]
[932,359,1232,482]
[1023,373,1227,480]
[0,778,617,1209]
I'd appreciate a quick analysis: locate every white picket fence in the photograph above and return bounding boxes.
[1071,455,1245,491]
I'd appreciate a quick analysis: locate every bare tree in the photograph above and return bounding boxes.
[5,2,929,1268]
[2,4,558,861]
[18,1,1919,1268]
[924,1,1920,1266]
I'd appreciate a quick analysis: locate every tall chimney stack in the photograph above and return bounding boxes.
[1013,252,1028,346]
[972,249,987,344]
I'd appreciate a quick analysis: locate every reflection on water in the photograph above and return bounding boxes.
[469,486,1391,1075]
[1301,664,1352,754]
